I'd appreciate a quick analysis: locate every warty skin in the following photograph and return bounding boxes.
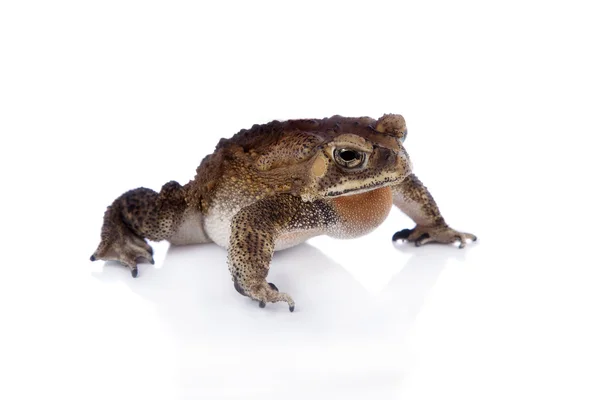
[91,114,476,311]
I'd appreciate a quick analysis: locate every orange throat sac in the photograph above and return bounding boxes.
[331,187,393,238]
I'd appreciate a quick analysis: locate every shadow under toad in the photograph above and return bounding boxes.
[93,240,474,395]
[94,240,470,343]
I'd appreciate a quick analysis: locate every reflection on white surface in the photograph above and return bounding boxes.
[1,208,471,399]
[84,235,457,398]
[2,0,600,398]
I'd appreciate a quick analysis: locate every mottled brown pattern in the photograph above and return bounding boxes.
[185,115,405,211]
[91,181,187,277]
[375,114,408,142]
[91,113,476,310]
[391,174,445,227]
[227,194,336,311]
[390,174,476,247]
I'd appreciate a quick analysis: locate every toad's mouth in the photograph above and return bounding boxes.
[324,174,406,197]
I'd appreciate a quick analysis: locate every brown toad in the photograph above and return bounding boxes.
[91,114,476,311]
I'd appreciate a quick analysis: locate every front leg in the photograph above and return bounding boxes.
[391,174,477,248]
[228,194,331,311]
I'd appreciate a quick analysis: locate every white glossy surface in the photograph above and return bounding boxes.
[1,1,599,399]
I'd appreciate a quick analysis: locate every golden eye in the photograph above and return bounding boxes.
[334,148,365,168]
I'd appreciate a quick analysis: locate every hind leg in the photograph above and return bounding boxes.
[91,181,191,277]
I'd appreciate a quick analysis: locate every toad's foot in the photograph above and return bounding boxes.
[392,224,477,248]
[90,233,154,278]
[238,280,295,312]
[90,184,189,277]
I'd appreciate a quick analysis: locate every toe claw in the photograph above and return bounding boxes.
[392,229,413,241]
[90,255,96,262]
[268,282,279,292]
[131,268,138,278]
[289,305,295,312]
[259,300,266,308]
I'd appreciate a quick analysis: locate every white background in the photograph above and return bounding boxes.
[1,1,599,399]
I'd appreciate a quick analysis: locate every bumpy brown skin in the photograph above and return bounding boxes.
[228,195,338,311]
[90,181,189,277]
[91,114,476,311]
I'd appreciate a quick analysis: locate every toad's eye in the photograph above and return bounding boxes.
[334,148,365,168]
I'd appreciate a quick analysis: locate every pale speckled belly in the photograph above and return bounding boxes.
[203,186,393,250]
[273,228,323,251]
[168,211,211,245]
[203,205,321,251]
[203,204,237,249]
